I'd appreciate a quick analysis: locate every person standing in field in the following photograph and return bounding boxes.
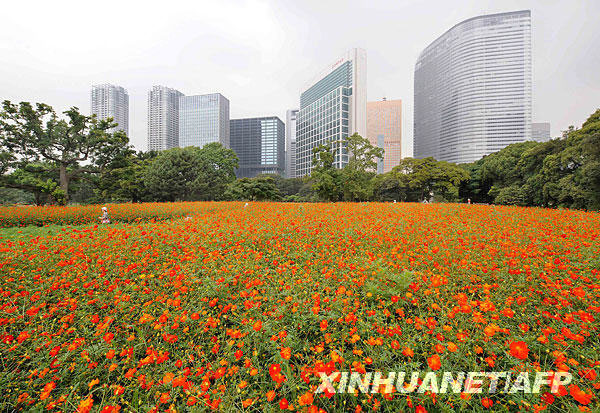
[99,207,111,224]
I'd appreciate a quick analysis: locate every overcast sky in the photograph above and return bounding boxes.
[1,0,598,156]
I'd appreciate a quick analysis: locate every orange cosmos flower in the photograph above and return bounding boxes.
[427,354,442,371]
[509,341,529,360]
[280,347,291,360]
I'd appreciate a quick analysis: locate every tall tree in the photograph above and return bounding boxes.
[144,144,238,202]
[0,101,131,203]
[340,133,384,201]
[310,144,343,202]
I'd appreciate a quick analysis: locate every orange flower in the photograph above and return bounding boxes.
[569,384,592,405]
[253,320,263,332]
[509,341,529,360]
[77,396,94,413]
[280,347,291,360]
[427,354,441,371]
[402,347,414,357]
[298,392,314,406]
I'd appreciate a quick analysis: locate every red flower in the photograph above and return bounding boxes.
[569,384,592,405]
[280,347,291,360]
[509,341,529,360]
[427,354,441,371]
[279,398,289,409]
[103,332,114,344]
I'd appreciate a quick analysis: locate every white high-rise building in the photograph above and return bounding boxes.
[179,94,230,149]
[90,84,129,136]
[285,109,299,178]
[296,48,367,176]
[147,86,184,151]
[414,10,532,163]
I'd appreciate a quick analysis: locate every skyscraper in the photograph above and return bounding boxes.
[179,93,230,149]
[414,10,532,164]
[296,48,367,177]
[532,122,551,142]
[230,117,285,178]
[367,98,402,173]
[147,86,184,151]
[285,109,299,178]
[90,84,129,136]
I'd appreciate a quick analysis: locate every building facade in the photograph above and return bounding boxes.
[147,86,184,151]
[91,84,129,135]
[367,98,402,173]
[296,48,367,176]
[179,93,230,149]
[230,117,285,178]
[285,109,299,178]
[532,122,551,142]
[414,10,532,164]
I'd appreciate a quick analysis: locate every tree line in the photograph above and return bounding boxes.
[1,100,598,210]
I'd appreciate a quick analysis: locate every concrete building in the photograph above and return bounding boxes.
[90,84,129,135]
[296,48,367,176]
[367,98,402,173]
[414,10,532,163]
[285,109,299,178]
[532,122,551,142]
[179,93,230,149]
[147,86,184,151]
[230,117,285,178]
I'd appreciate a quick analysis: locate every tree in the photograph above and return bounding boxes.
[194,142,239,201]
[225,176,281,201]
[144,144,238,202]
[340,133,384,201]
[0,101,131,203]
[94,150,158,203]
[309,144,343,202]
[375,158,469,202]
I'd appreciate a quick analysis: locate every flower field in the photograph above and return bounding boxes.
[0,202,233,228]
[0,202,599,412]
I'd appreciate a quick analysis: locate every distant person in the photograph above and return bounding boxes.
[467,198,472,204]
[99,207,110,224]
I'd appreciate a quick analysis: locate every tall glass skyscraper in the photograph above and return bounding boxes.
[90,84,129,136]
[285,109,298,178]
[230,117,285,178]
[414,10,532,164]
[296,48,367,176]
[147,85,184,151]
[179,93,230,148]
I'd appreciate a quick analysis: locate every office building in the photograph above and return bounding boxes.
[90,84,129,135]
[285,109,299,178]
[532,122,551,142]
[414,10,532,163]
[179,93,230,148]
[230,117,285,178]
[367,98,402,173]
[296,48,367,176]
[147,86,184,151]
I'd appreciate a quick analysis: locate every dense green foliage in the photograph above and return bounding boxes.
[460,109,600,210]
[2,101,599,210]
[0,100,132,204]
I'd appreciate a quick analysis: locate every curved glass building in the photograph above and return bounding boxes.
[414,10,532,164]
